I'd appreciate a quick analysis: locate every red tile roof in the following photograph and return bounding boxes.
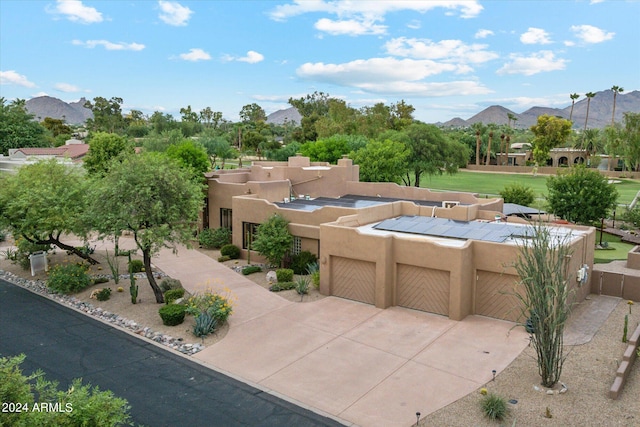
[16,144,89,160]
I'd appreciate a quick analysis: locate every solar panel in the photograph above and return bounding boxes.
[372,216,532,243]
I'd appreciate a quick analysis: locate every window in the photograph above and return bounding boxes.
[220,208,232,230]
[242,222,259,249]
[291,236,302,256]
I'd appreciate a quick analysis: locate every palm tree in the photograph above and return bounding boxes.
[569,93,580,122]
[611,85,624,125]
[584,92,596,132]
[507,113,517,129]
[472,122,485,166]
[574,128,601,165]
[485,131,494,166]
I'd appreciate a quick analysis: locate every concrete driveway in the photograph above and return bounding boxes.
[152,244,529,427]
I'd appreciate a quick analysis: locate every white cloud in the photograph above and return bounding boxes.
[384,37,499,65]
[158,1,193,26]
[33,91,49,97]
[475,29,494,39]
[178,48,211,61]
[315,18,386,36]
[269,1,482,36]
[296,57,491,96]
[222,51,264,63]
[0,70,36,87]
[570,24,614,44]
[72,39,145,51]
[497,51,568,76]
[520,27,552,45]
[54,82,81,92]
[407,20,421,30]
[48,0,103,24]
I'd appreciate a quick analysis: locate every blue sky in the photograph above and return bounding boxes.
[1,0,639,123]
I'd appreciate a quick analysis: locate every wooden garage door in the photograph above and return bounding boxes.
[397,264,450,316]
[331,256,375,305]
[475,271,522,322]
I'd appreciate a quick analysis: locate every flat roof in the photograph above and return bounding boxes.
[275,194,459,212]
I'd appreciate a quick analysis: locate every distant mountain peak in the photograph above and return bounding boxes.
[24,96,93,125]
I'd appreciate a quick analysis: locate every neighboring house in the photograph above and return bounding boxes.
[0,140,89,173]
[205,155,595,322]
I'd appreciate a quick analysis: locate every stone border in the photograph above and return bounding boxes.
[0,269,205,355]
[609,322,640,399]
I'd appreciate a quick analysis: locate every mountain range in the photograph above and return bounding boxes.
[24,89,638,129]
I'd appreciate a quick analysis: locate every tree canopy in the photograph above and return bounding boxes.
[166,139,211,179]
[89,153,204,302]
[83,132,134,177]
[0,98,47,155]
[350,139,410,183]
[530,115,572,166]
[546,166,618,225]
[252,214,293,268]
[0,159,96,263]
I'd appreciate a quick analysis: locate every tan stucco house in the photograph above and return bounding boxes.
[204,155,595,322]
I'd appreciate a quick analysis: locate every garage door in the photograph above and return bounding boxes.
[397,264,450,316]
[475,271,522,322]
[331,256,375,305]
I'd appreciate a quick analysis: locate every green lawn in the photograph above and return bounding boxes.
[593,231,635,264]
[420,170,640,206]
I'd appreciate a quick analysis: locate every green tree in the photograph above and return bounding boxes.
[513,223,572,388]
[89,153,204,303]
[252,214,293,268]
[166,139,211,179]
[611,85,624,125]
[84,96,126,133]
[300,134,350,163]
[239,103,267,124]
[622,112,640,171]
[390,123,468,187]
[499,183,535,206]
[142,129,184,152]
[350,139,410,183]
[149,111,178,134]
[569,93,580,122]
[546,166,618,225]
[0,159,97,263]
[530,115,573,165]
[0,97,47,155]
[83,132,134,177]
[1,354,133,427]
[41,117,72,137]
[583,91,596,132]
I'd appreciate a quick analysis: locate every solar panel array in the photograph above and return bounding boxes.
[373,216,533,243]
[274,194,446,212]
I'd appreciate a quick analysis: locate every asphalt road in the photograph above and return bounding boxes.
[0,279,344,427]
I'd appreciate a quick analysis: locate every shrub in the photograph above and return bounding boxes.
[276,268,294,283]
[48,263,91,294]
[217,255,231,262]
[499,182,535,206]
[96,288,111,301]
[164,288,185,304]
[128,259,144,273]
[186,290,235,325]
[160,277,183,292]
[192,312,217,338]
[480,393,509,421]
[307,262,320,289]
[290,251,318,275]
[252,214,293,267]
[295,277,310,295]
[220,244,240,260]
[0,354,132,427]
[0,229,6,242]
[199,227,232,249]
[242,265,262,275]
[269,282,295,292]
[159,304,187,326]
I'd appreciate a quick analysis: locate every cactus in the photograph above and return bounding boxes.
[128,253,138,304]
[622,314,629,343]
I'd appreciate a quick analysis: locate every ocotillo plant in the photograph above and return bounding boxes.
[513,223,572,388]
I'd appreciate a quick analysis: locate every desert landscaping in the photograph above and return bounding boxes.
[1,237,639,426]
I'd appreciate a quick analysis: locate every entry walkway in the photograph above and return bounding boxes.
[151,244,529,427]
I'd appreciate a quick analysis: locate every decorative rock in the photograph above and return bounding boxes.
[0,269,204,356]
[546,390,554,395]
[266,271,277,284]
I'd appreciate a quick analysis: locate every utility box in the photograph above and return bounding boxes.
[29,251,48,276]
